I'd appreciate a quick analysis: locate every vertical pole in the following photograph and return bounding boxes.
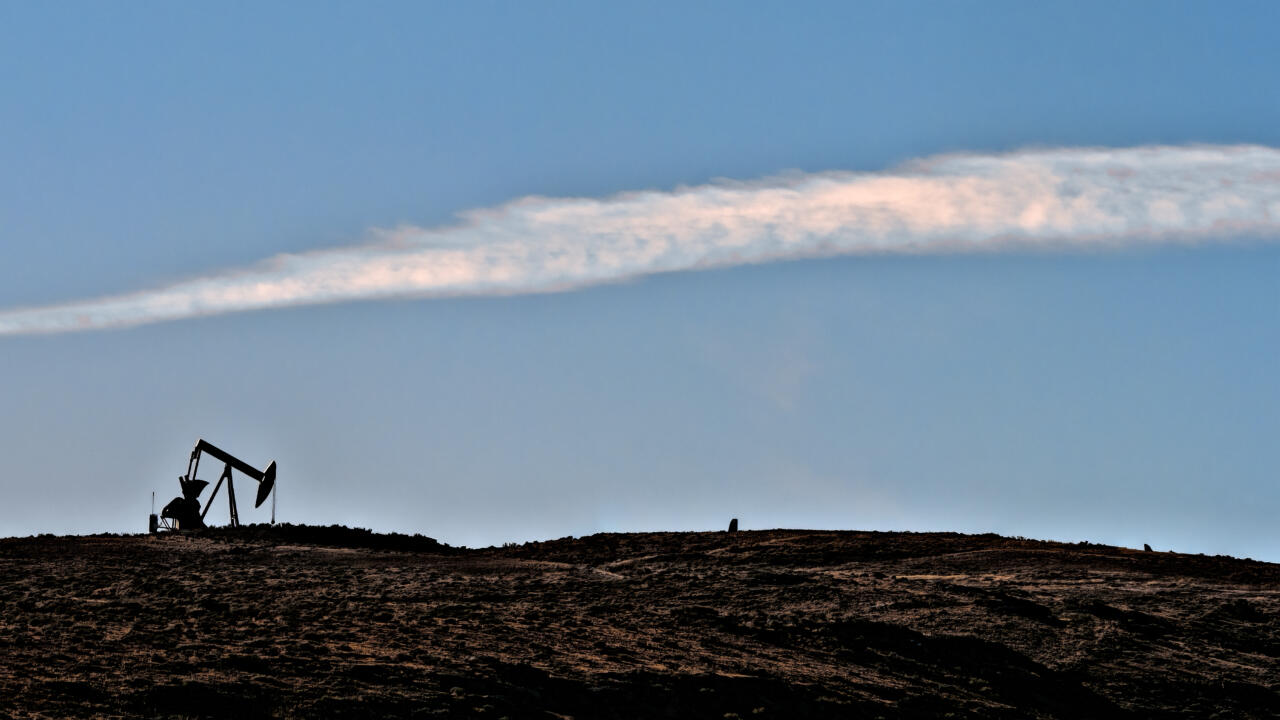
[188,450,202,488]
[225,464,239,528]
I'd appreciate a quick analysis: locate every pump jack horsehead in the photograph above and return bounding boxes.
[152,439,277,532]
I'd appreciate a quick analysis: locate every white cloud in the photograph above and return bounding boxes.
[3,144,1279,334]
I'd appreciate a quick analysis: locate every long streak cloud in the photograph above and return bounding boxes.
[4,145,1280,334]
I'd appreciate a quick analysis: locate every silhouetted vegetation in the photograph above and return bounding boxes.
[191,522,460,553]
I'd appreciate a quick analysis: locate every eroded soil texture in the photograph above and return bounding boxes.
[2,526,1278,718]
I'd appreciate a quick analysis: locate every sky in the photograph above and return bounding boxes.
[1,2,1277,558]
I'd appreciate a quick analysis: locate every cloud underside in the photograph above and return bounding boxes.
[4,145,1280,334]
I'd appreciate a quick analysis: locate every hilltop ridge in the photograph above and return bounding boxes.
[2,528,1277,718]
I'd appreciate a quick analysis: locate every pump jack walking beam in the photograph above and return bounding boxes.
[188,439,270,484]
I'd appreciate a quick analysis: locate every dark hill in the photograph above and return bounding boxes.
[1,528,1277,718]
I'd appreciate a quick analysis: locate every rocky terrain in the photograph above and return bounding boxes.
[1,525,1277,718]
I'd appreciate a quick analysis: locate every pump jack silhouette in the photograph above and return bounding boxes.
[153,439,276,531]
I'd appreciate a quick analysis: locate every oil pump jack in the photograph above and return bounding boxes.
[152,439,277,531]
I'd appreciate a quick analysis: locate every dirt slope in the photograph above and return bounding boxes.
[1,526,1277,718]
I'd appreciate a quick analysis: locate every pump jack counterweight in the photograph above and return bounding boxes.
[154,439,276,532]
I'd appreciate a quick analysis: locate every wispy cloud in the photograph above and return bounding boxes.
[3,145,1279,335]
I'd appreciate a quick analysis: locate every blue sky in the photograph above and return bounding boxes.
[1,2,1277,557]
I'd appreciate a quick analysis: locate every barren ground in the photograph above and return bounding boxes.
[2,526,1278,718]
